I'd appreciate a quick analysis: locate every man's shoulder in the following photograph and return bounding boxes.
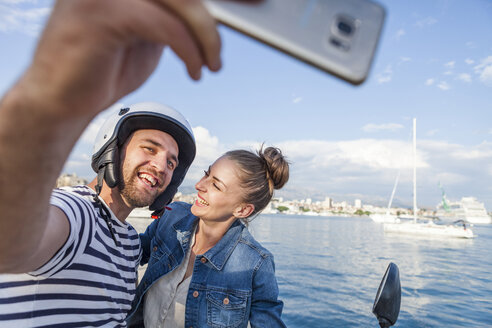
[50,185,98,220]
[54,185,95,199]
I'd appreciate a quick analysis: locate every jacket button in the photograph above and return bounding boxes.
[223,297,230,305]
[200,257,207,263]
[193,291,199,298]
[153,246,158,252]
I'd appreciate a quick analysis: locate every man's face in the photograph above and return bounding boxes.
[118,129,179,208]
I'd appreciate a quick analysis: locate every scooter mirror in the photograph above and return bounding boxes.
[372,262,401,328]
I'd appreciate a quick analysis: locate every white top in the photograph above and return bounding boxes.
[143,229,195,328]
[0,185,141,328]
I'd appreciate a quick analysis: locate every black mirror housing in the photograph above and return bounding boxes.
[372,262,401,327]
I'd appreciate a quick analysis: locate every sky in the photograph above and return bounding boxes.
[1,0,492,210]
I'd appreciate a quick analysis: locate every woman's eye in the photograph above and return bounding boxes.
[203,170,210,177]
[213,183,221,191]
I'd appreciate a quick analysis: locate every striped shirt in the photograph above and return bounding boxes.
[0,185,142,328]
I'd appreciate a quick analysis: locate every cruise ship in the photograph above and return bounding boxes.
[436,196,491,224]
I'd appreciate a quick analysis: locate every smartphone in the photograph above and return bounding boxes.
[204,0,386,85]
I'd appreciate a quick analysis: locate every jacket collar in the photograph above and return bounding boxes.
[173,215,244,271]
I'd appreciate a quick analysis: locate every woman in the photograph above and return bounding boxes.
[127,146,289,328]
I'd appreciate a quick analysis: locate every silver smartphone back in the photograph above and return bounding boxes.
[204,0,386,85]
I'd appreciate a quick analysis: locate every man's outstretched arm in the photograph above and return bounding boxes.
[0,0,221,273]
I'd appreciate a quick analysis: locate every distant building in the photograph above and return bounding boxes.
[355,199,362,209]
[56,173,88,187]
[322,197,332,209]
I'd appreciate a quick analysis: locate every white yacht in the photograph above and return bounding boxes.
[383,118,475,239]
[436,196,491,224]
[384,219,474,239]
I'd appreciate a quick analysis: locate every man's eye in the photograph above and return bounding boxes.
[168,161,175,170]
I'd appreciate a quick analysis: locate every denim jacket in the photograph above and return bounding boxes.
[126,202,286,328]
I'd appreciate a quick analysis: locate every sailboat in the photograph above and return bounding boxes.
[383,118,474,239]
[370,172,400,223]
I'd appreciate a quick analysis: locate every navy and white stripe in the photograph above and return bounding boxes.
[0,186,142,327]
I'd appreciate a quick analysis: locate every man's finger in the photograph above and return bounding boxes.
[155,0,222,72]
[118,0,207,80]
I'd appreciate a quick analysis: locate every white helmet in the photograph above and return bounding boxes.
[91,102,196,215]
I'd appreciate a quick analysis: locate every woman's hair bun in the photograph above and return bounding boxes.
[259,146,289,190]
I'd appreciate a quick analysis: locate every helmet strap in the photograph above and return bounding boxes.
[95,168,105,195]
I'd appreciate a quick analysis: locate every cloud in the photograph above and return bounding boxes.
[183,126,225,183]
[449,142,492,160]
[65,154,91,168]
[80,119,105,145]
[415,17,437,28]
[362,123,404,133]
[399,57,411,65]
[62,153,92,177]
[376,65,393,84]
[1,0,37,5]
[426,129,438,137]
[277,139,423,171]
[292,97,302,104]
[395,29,405,40]
[79,103,124,144]
[434,172,468,185]
[444,61,455,68]
[63,124,492,209]
[473,56,492,86]
[465,58,474,65]
[457,73,471,83]
[0,1,51,36]
[192,126,222,160]
[437,81,450,90]
[425,78,435,86]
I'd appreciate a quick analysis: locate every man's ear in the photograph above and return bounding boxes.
[234,203,255,219]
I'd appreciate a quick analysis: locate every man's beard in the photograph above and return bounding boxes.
[118,168,159,208]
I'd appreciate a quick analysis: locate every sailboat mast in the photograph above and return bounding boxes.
[386,172,400,216]
[413,118,417,223]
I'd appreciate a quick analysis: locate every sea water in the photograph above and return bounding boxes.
[129,214,492,327]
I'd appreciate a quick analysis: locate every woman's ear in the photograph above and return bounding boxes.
[234,203,255,219]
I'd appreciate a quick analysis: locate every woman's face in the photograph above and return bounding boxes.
[191,156,253,222]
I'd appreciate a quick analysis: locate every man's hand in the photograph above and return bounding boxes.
[26,0,221,116]
[0,0,221,272]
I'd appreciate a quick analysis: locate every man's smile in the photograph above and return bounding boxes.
[138,172,159,188]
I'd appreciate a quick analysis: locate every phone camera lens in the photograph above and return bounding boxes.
[333,15,357,38]
[337,21,353,36]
